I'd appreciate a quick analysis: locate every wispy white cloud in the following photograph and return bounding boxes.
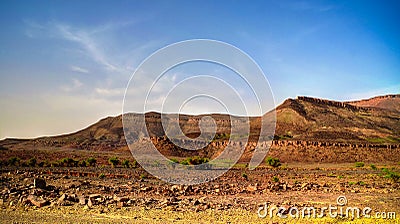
[70,66,89,74]
[55,23,120,72]
[24,20,138,73]
[60,78,83,92]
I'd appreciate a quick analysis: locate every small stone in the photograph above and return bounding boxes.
[79,196,87,205]
[89,194,101,199]
[140,187,151,192]
[246,185,257,192]
[114,196,129,202]
[117,201,125,208]
[170,185,180,192]
[87,198,94,208]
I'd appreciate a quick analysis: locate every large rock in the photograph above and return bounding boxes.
[27,195,49,207]
[34,178,46,189]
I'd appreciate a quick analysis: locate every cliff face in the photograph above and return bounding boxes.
[297,96,367,112]
[273,95,400,143]
[347,94,400,112]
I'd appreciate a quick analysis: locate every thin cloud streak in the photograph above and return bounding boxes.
[55,23,119,72]
[70,66,89,74]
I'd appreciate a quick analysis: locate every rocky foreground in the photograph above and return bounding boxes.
[1,163,399,223]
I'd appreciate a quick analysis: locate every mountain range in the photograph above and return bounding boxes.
[1,94,399,152]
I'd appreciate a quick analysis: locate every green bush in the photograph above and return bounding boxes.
[108,157,120,167]
[370,164,377,170]
[122,160,130,168]
[170,158,179,163]
[8,157,20,166]
[242,172,248,180]
[78,160,87,167]
[180,160,190,165]
[272,176,279,182]
[87,157,97,167]
[98,173,105,179]
[27,157,37,167]
[180,156,209,165]
[59,158,78,167]
[355,162,364,168]
[213,133,230,141]
[382,168,400,182]
[168,158,179,169]
[266,157,281,168]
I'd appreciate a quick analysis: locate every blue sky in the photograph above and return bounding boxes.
[0,0,399,139]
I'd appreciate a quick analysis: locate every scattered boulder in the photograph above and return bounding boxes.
[246,185,257,192]
[34,178,46,190]
[78,195,87,205]
[27,195,49,208]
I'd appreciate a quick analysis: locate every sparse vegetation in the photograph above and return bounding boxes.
[382,168,400,182]
[272,176,279,182]
[78,160,87,167]
[27,157,37,167]
[170,158,179,163]
[213,133,230,141]
[242,172,248,180]
[168,158,179,169]
[358,181,365,186]
[366,136,400,144]
[180,160,190,165]
[180,156,209,165]
[98,173,105,179]
[266,157,281,168]
[327,172,336,177]
[132,160,138,168]
[355,162,364,168]
[86,157,97,167]
[8,157,20,166]
[108,157,120,167]
[122,159,130,168]
[273,132,293,140]
[59,158,78,167]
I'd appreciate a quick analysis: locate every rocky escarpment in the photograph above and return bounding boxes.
[148,137,400,163]
[347,94,400,112]
[297,96,368,112]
